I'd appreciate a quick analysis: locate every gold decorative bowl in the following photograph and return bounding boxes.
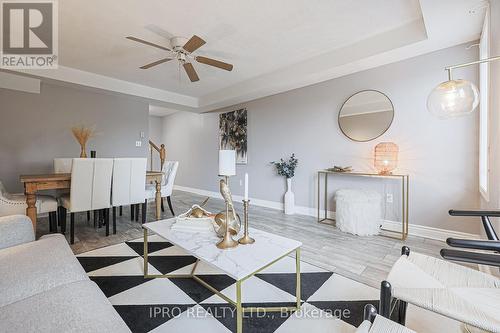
[213,211,241,237]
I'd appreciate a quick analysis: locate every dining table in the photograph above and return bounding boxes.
[19,171,164,230]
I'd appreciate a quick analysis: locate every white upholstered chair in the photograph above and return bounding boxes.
[146,161,178,216]
[111,158,147,230]
[59,158,113,244]
[0,181,58,232]
[53,158,73,173]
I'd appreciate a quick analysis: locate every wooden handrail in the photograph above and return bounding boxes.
[149,140,166,171]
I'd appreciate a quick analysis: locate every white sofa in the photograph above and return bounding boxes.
[0,215,131,333]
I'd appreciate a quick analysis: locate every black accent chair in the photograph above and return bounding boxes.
[380,209,500,329]
[441,209,500,267]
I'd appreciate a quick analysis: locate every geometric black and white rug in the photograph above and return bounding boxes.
[77,235,381,333]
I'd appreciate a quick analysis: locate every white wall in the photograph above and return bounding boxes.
[148,115,164,171]
[162,43,480,235]
[482,2,500,232]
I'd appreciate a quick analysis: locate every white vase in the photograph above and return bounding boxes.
[284,178,295,215]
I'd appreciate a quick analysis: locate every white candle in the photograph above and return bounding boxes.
[244,173,249,200]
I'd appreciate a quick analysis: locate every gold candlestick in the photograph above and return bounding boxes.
[238,200,255,245]
[217,176,239,249]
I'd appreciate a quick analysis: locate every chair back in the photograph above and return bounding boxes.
[69,158,113,212]
[92,158,113,210]
[163,161,179,196]
[112,158,146,206]
[54,158,73,173]
[69,158,94,212]
[0,181,25,217]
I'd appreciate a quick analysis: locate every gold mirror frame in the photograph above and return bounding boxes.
[338,90,394,142]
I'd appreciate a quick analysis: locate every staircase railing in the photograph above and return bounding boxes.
[149,140,166,172]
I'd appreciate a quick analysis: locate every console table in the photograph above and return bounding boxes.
[317,170,409,240]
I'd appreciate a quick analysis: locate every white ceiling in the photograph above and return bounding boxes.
[10,0,487,115]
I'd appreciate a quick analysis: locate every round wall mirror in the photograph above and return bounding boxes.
[338,90,394,142]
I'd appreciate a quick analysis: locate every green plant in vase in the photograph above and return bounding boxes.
[271,153,298,214]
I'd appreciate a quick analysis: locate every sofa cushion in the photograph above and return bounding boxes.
[0,280,131,333]
[0,234,88,307]
[0,215,35,250]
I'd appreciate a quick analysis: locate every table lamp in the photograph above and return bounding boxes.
[374,142,398,175]
[217,150,238,249]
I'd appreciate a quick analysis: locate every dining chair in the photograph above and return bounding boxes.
[0,181,58,232]
[53,158,73,173]
[59,158,113,244]
[111,158,147,232]
[145,161,178,216]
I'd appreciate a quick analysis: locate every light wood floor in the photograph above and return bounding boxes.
[35,190,448,288]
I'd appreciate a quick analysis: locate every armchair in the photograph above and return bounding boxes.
[0,181,58,232]
[380,209,500,333]
[440,209,500,267]
[380,246,500,332]
[146,161,178,216]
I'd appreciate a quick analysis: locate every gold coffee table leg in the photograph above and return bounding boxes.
[236,280,243,333]
[296,248,301,309]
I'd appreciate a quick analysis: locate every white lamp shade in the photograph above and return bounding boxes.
[218,150,236,176]
[427,79,479,119]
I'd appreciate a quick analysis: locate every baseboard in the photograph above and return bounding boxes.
[380,219,479,241]
[174,185,479,242]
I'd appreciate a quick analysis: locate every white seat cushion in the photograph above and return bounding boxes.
[0,193,57,215]
[35,194,58,214]
[387,252,500,333]
[0,234,88,307]
[369,315,416,333]
[0,280,131,333]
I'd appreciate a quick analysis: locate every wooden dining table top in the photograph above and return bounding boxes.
[20,171,163,183]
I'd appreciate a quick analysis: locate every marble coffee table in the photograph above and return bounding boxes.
[142,218,302,333]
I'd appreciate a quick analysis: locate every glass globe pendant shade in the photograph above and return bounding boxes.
[427,79,479,119]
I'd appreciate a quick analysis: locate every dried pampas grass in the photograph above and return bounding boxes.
[71,125,95,158]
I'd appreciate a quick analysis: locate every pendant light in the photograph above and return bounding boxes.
[427,55,500,119]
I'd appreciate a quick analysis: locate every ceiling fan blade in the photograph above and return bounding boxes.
[183,35,206,53]
[195,56,233,71]
[183,62,200,82]
[140,58,172,69]
[126,36,171,51]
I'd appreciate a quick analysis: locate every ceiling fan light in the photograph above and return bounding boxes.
[426,79,479,119]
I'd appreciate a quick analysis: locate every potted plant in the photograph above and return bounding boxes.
[271,153,298,215]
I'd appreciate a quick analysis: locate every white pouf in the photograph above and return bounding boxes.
[335,189,382,236]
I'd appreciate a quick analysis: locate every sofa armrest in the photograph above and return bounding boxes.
[0,215,35,250]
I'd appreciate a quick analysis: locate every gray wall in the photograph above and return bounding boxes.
[339,110,393,142]
[0,81,149,192]
[162,43,480,234]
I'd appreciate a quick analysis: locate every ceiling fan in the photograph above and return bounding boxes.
[125,34,233,82]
